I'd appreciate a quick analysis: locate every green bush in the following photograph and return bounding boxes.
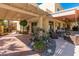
[33,40,45,50]
[19,20,27,33]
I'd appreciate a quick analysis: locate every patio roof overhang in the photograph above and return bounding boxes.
[52,9,79,22]
[0,3,48,21]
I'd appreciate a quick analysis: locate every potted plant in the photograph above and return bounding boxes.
[31,27,50,53]
[33,40,45,53]
[19,19,27,34]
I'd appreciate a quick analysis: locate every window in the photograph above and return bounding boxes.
[57,8,60,11]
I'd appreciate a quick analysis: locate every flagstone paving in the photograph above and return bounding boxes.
[54,38,75,56]
[0,33,79,56]
[0,33,39,56]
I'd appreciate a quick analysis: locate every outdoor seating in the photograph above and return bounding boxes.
[63,30,74,44]
[64,35,74,44]
[63,30,79,45]
[49,31,58,39]
[70,34,79,45]
[56,28,65,38]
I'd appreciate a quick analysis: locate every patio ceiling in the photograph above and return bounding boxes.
[0,3,48,21]
[0,8,34,20]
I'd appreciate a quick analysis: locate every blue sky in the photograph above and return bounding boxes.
[60,3,79,9]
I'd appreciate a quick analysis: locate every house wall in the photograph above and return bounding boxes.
[11,17,77,34]
[55,3,64,12]
[49,19,66,32]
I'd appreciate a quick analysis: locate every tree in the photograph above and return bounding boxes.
[20,20,27,33]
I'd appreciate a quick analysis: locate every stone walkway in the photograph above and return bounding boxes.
[0,33,39,56]
[54,37,75,56]
[0,33,79,56]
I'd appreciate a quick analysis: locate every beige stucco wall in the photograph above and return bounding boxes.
[15,17,73,33]
[13,17,76,33]
[55,3,64,12]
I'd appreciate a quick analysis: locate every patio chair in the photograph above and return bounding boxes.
[49,31,58,39]
[63,31,74,44]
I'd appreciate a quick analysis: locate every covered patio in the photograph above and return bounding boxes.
[52,8,79,31]
[1,3,79,56]
[0,3,50,36]
[0,3,52,56]
[51,8,79,45]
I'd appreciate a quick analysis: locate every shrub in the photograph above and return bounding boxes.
[33,40,45,52]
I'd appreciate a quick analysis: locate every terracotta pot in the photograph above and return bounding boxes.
[34,48,45,53]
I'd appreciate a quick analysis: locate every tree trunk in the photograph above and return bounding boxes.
[23,26,24,34]
[20,26,21,33]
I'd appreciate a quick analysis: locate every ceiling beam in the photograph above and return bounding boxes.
[0,4,39,17]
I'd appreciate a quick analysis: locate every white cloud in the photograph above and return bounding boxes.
[39,3,55,12]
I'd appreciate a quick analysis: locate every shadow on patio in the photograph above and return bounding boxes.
[16,34,31,46]
[0,33,76,56]
[0,33,39,56]
[2,50,38,56]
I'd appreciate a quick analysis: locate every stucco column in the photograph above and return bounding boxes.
[37,16,50,32]
[53,21,56,32]
[43,17,50,32]
[28,22,32,34]
[16,21,20,31]
[37,16,43,28]
[37,16,43,36]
